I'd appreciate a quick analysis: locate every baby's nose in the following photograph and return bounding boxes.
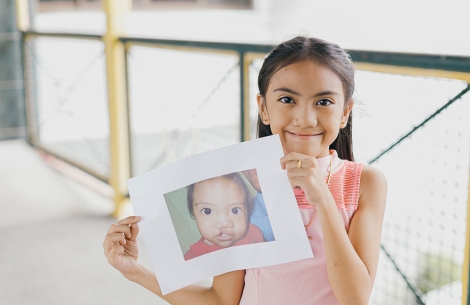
[216,216,234,228]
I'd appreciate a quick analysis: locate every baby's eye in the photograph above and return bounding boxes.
[231,207,242,214]
[317,99,332,106]
[201,208,212,215]
[279,97,294,104]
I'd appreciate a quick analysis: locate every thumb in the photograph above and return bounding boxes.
[129,223,139,242]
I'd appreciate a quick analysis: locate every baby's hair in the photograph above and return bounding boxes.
[257,36,355,161]
[187,173,254,218]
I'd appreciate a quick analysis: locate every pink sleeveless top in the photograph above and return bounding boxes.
[240,151,363,305]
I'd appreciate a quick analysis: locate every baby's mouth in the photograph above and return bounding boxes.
[216,231,234,241]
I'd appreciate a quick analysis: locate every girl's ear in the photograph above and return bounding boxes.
[340,99,354,129]
[257,94,269,125]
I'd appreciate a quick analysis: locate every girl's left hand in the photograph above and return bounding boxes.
[280,152,333,208]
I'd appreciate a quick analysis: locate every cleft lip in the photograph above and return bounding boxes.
[216,230,234,241]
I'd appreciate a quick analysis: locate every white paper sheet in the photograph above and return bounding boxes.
[128,135,313,295]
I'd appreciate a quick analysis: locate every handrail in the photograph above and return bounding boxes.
[349,50,470,73]
[22,30,103,40]
[120,36,274,54]
[22,30,470,74]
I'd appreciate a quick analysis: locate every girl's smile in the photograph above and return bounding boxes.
[258,60,353,158]
[285,131,324,139]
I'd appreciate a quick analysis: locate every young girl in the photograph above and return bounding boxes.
[103,36,387,305]
[184,173,264,260]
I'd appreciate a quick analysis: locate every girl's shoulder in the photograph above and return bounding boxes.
[360,165,387,187]
[358,164,387,207]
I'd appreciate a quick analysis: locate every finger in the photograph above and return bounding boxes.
[108,224,132,234]
[285,158,318,170]
[103,233,126,252]
[282,158,303,170]
[129,223,139,242]
[108,244,125,263]
[117,216,141,226]
[110,243,124,255]
[106,232,128,243]
[286,168,308,178]
[280,152,307,168]
[285,159,303,170]
[103,239,125,256]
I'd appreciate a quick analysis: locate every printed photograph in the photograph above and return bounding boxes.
[164,169,275,261]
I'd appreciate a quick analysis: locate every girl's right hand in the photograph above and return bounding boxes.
[103,216,141,280]
[103,215,246,305]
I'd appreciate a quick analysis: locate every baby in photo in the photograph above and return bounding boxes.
[184,173,264,260]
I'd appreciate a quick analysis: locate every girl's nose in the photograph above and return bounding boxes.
[293,105,317,128]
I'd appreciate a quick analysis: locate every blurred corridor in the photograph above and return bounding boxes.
[0,139,169,305]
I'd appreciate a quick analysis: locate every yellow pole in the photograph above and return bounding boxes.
[103,0,131,218]
[463,152,470,305]
[15,0,30,31]
[242,52,265,141]
[242,54,251,141]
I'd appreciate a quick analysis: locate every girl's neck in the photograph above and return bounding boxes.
[315,148,332,159]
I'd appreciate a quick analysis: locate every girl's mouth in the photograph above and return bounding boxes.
[286,131,322,138]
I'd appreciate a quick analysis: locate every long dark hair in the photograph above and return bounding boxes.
[256,36,355,161]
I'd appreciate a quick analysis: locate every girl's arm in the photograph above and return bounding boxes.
[130,266,245,305]
[103,216,245,305]
[319,165,386,305]
[281,154,387,305]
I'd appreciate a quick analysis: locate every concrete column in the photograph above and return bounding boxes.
[0,0,27,141]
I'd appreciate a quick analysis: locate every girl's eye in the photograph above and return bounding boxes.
[201,208,212,215]
[279,97,294,104]
[317,99,332,106]
[231,207,242,214]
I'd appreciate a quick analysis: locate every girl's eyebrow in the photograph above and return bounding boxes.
[273,87,340,98]
[273,87,300,95]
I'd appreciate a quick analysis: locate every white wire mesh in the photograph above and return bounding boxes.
[24,36,110,179]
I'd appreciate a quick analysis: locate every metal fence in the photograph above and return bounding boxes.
[21,29,470,304]
[23,33,110,181]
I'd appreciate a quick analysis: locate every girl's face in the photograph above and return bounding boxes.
[192,177,249,248]
[258,60,352,158]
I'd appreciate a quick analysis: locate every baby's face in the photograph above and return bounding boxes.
[192,177,249,248]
